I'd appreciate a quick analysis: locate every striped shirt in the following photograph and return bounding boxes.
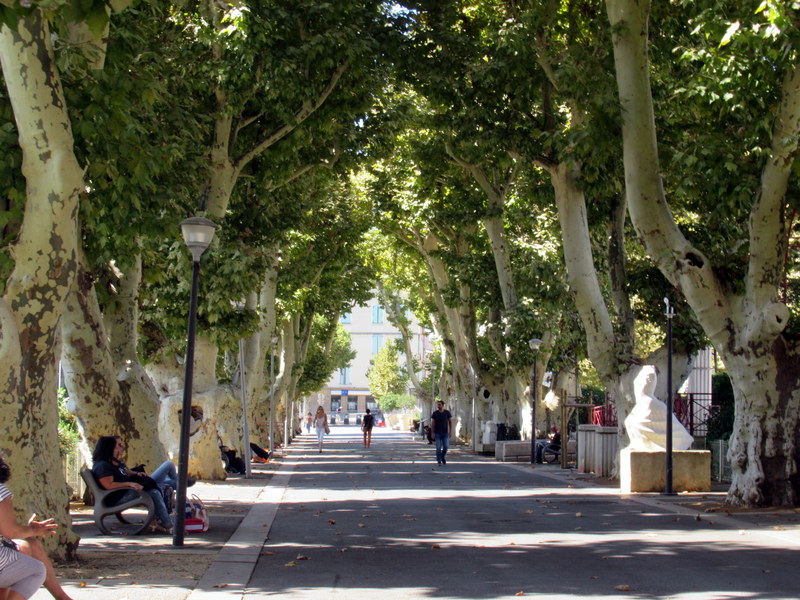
[0,484,20,571]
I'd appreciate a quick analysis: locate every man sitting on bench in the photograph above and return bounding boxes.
[535,426,561,463]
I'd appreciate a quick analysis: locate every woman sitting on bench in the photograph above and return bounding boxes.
[91,437,174,534]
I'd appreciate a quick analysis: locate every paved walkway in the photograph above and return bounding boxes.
[38,427,800,599]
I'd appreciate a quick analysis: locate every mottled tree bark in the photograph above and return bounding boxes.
[0,12,84,558]
[607,0,800,506]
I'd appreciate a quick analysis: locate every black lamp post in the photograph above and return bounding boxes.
[268,335,278,454]
[173,216,216,547]
[529,338,542,465]
[664,297,676,496]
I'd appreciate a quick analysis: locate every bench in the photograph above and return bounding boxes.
[80,467,155,535]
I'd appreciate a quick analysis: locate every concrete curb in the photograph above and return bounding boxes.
[187,457,296,599]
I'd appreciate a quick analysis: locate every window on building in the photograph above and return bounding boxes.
[372,305,383,324]
[372,334,382,354]
[331,396,341,411]
[341,312,351,324]
[339,367,350,385]
[366,395,377,410]
[348,397,357,412]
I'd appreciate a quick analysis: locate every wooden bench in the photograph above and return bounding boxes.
[80,467,155,535]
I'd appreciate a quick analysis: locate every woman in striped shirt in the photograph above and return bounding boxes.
[0,454,58,599]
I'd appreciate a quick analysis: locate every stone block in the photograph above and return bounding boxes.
[495,440,534,462]
[620,448,711,493]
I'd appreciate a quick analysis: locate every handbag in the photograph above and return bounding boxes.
[184,494,210,532]
[324,423,330,434]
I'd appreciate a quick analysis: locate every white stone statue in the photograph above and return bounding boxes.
[624,365,694,451]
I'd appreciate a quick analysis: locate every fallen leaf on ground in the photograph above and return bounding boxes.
[296,555,309,560]
[515,591,525,596]
[358,523,366,528]
[614,585,631,591]
[328,520,336,525]
[212,584,228,588]
[260,551,274,556]
[524,510,533,514]
[432,544,441,549]
[284,561,298,567]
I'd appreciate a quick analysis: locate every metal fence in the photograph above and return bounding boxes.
[710,439,732,482]
[63,451,85,500]
[591,392,715,438]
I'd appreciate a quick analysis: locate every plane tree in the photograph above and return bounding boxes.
[606,0,800,505]
[0,0,146,557]
[396,1,707,452]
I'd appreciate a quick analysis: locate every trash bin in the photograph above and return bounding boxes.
[344,415,350,425]
[356,415,362,425]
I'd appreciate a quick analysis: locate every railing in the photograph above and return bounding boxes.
[592,404,617,427]
[675,392,714,437]
[590,392,715,437]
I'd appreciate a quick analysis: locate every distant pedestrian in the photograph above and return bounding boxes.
[305,412,313,433]
[362,409,375,448]
[430,401,452,465]
[314,406,329,453]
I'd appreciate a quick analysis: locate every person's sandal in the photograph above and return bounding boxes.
[147,522,172,534]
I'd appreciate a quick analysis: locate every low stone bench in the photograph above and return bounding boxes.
[620,448,712,493]
[495,440,534,462]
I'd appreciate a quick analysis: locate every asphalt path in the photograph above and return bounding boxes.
[246,426,799,599]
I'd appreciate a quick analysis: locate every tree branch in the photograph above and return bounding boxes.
[234,61,349,170]
[747,64,800,311]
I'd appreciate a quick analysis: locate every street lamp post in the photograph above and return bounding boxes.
[664,297,676,496]
[268,335,278,454]
[174,217,216,547]
[238,337,251,479]
[529,338,542,465]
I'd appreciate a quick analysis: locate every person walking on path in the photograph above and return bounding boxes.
[361,408,375,448]
[305,412,313,434]
[314,407,329,453]
[430,401,452,465]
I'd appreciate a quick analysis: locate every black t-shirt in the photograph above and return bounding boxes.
[362,414,375,429]
[430,409,452,435]
[92,460,157,490]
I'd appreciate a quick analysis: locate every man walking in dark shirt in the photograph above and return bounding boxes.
[362,408,375,448]
[430,401,452,465]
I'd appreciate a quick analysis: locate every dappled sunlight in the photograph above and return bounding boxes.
[243,428,799,599]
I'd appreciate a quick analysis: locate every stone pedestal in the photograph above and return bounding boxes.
[620,448,712,493]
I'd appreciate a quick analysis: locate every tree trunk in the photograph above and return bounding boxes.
[62,253,165,468]
[607,0,800,505]
[0,11,85,559]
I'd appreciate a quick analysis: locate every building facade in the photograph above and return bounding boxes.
[307,299,427,423]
